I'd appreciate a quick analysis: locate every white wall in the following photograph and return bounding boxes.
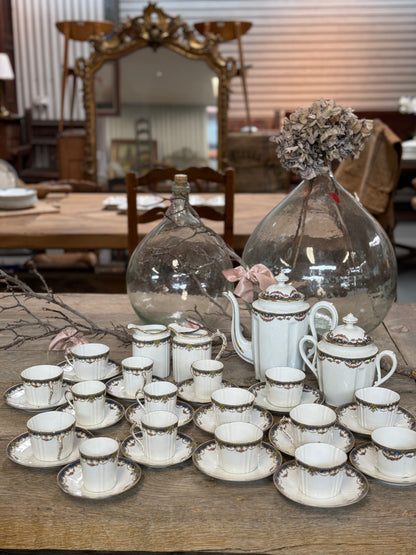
[12,0,416,121]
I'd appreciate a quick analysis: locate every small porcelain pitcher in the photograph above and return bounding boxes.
[127,324,171,378]
[299,313,397,407]
[169,324,227,383]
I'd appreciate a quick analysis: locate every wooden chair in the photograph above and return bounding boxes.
[126,166,235,256]
[56,20,114,132]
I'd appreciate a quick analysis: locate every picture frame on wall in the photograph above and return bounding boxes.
[94,60,120,115]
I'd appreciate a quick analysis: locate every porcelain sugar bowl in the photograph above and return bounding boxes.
[299,313,397,407]
[224,272,338,381]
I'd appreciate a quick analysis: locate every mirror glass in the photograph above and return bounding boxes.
[96,49,219,184]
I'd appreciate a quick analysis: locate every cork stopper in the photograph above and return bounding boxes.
[172,173,190,195]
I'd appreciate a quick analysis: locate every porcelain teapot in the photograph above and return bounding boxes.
[224,272,338,381]
[299,313,397,407]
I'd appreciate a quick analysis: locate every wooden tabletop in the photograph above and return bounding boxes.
[0,294,415,554]
[0,192,286,252]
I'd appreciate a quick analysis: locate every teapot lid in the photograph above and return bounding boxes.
[259,272,304,303]
[325,313,372,347]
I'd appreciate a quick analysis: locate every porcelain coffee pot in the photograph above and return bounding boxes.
[224,272,338,381]
[299,313,397,407]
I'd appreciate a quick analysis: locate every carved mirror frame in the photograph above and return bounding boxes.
[76,2,237,182]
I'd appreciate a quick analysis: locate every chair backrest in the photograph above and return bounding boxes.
[334,119,402,241]
[126,166,235,256]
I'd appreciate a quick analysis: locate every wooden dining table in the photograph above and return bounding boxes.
[0,192,287,253]
[0,293,415,554]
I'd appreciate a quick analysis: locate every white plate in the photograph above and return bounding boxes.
[125,400,194,428]
[7,428,93,468]
[273,461,369,508]
[349,442,416,486]
[105,375,162,402]
[193,403,273,434]
[268,420,355,457]
[103,194,163,211]
[177,378,234,405]
[248,383,324,414]
[57,457,142,499]
[193,440,282,482]
[3,381,71,411]
[58,359,121,383]
[121,432,196,467]
[57,399,125,430]
[336,402,416,437]
[189,194,224,208]
[0,187,37,209]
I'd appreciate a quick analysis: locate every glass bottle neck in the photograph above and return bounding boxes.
[167,181,199,225]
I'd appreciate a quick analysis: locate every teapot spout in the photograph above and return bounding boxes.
[223,291,253,364]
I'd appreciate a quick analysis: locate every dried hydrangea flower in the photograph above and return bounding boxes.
[272,99,373,179]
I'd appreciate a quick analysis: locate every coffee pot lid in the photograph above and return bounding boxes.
[259,272,304,303]
[325,313,372,347]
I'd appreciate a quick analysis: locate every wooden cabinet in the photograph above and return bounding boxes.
[0,114,22,160]
[58,129,85,179]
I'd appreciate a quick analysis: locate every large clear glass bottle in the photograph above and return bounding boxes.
[126,173,233,329]
[243,171,397,333]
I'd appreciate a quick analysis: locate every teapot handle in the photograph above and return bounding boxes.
[212,330,227,361]
[374,350,397,387]
[299,335,320,385]
[309,301,338,340]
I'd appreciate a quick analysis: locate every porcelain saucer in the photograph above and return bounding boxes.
[121,432,196,467]
[273,461,368,508]
[57,399,125,430]
[193,403,273,434]
[7,428,93,468]
[350,442,416,486]
[269,420,355,456]
[105,375,161,402]
[336,402,416,437]
[57,457,142,499]
[193,440,282,482]
[125,400,194,428]
[177,378,234,405]
[58,359,121,383]
[3,381,71,412]
[248,383,324,414]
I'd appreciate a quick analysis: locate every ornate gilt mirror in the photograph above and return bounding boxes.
[76,2,237,183]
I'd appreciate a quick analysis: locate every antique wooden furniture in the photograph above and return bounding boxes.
[0,191,284,253]
[0,294,415,553]
[0,113,21,161]
[75,3,237,182]
[194,20,252,129]
[126,166,236,256]
[56,20,114,133]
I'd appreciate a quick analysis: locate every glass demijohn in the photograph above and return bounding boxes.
[126,173,233,328]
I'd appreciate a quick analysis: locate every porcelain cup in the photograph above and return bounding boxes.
[371,427,416,478]
[265,366,305,408]
[137,380,178,414]
[65,343,110,380]
[121,356,153,397]
[215,421,263,474]
[79,437,119,492]
[21,364,64,408]
[65,380,106,427]
[129,324,171,378]
[27,411,76,461]
[131,410,178,462]
[211,387,255,426]
[170,325,227,383]
[354,386,400,431]
[191,359,224,399]
[295,442,347,499]
[280,403,337,448]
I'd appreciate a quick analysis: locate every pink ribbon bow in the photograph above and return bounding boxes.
[222,264,276,302]
[48,327,88,352]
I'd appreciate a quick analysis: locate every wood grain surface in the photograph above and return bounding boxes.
[1,295,415,554]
